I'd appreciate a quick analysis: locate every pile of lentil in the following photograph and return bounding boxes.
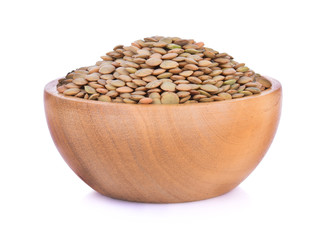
[57,36,272,104]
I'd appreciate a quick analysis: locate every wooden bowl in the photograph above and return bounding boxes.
[44,77,282,203]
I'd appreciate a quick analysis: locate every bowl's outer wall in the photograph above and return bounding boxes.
[44,78,282,203]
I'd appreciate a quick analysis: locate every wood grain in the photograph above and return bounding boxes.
[44,77,282,203]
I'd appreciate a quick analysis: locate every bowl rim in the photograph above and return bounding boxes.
[44,76,281,107]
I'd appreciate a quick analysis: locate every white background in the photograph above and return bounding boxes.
[1,0,323,239]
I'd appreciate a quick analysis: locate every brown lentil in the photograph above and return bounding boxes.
[57,36,271,104]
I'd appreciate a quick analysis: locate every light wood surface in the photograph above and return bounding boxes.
[44,77,282,203]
